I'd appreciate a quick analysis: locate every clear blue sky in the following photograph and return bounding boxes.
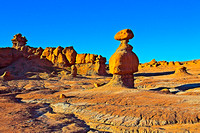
[0,0,200,63]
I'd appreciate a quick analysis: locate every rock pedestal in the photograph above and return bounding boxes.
[108,29,139,88]
[70,65,77,77]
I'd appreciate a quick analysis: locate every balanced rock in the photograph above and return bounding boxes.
[108,29,139,88]
[114,29,134,41]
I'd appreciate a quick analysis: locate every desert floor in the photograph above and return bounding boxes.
[0,63,200,133]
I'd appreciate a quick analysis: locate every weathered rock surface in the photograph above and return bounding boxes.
[62,46,77,65]
[12,33,27,48]
[0,48,23,68]
[70,65,77,77]
[0,33,107,76]
[0,71,14,81]
[174,66,191,76]
[114,29,134,41]
[109,29,139,88]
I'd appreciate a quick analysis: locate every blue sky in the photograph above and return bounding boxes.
[0,0,200,63]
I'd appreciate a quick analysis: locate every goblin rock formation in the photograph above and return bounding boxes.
[70,65,77,77]
[11,33,44,59]
[11,33,27,48]
[108,29,139,88]
[0,33,107,76]
[41,46,107,76]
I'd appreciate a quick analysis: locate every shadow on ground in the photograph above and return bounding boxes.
[150,83,200,94]
[135,71,174,77]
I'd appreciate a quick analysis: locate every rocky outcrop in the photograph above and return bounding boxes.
[108,29,139,88]
[11,33,27,48]
[41,46,107,75]
[174,66,191,76]
[0,33,107,76]
[76,54,87,64]
[0,48,23,68]
[62,46,77,65]
[70,65,77,77]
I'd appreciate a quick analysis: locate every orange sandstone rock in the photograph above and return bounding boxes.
[70,65,77,77]
[175,61,181,66]
[168,61,175,66]
[60,94,67,99]
[11,33,27,48]
[62,46,77,65]
[114,29,134,41]
[85,54,97,63]
[109,29,139,88]
[76,54,87,64]
[53,46,63,56]
[109,43,139,75]
[41,47,55,61]
[57,53,68,64]
[174,66,191,76]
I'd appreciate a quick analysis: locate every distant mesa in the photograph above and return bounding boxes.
[108,29,139,88]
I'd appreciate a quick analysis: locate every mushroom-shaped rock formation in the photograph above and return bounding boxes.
[108,29,139,88]
[11,33,27,48]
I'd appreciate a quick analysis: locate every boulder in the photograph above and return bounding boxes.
[57,53,68,65]
[41,47,55,61]
[76,54,87,64]
[85,54,97,63]
[62,46,77,65]
[114,29,134,41]
[53,46,63,56]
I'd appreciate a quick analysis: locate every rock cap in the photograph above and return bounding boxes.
[114,29,134,41]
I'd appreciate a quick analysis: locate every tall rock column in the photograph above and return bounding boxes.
[108,29,139,88]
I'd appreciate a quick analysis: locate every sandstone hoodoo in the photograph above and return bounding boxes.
[108,29,139,88]
[70,65,77,77]
[11,33,27,48]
